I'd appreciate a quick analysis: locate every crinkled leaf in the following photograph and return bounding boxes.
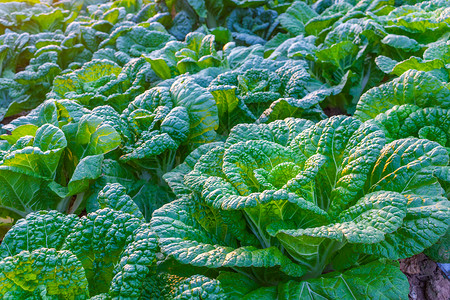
[277,260,408,300]
[170,76,218,145]
[0,210,78,259]
[97,183,144,220]
[355,70,450,121]
[62,208,142,295]
[0,248,89,299]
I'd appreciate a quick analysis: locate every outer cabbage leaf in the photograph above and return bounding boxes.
[370,104,450,149]
[425,226,450,263]
[0,124,67,218]
[0,100,121,217]
[99,22,174,57]
[151,196,306,280]
[342,137,450,261]
[144,32,222,80]
[219,260,408,299]
[258,71,348,123]
[275,260,408,300]
[168,0,267,42]
[56,112,121,210]
[277,1,318,36]
[224,43,264,69]
[266,34,317,60]
[49,58,151,111]
[0,2,72,34]
[85,158,174,221]
[5,98,91,130]
[1,97,169,219]
[163,142,225,197]
[0,210,78,259]
[97,182,144,220]
[354,70,450,121]
[88,0,169,25]
[0,248,89,300]
[382,2,450,44]
[0,32,44,120]
[0,32,33,77]
[0,23,90,118]
[61,208,142,295]
[375,55,448,81]
[109,224,159,299]
[0,124,66,178]
[227,7,278,46]
[311,18,388,112]
[169,76,219,145]
[304,2,352,36]
[120,75,218,171]
[424,39,450,66]
[143,273,226,300]
[357,193,450,260]
[208,58,330,131]
[381,34,421,53]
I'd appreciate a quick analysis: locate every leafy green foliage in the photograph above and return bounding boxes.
[167,0,272,43]
[0,100,120,218]
[144,31,222,79]
[156,116,449,298]
[1,0,450,297]
[0,183,223,299]
[0,2,74,34]
[219,260,409,299]
[100,22,175,57]
[355,70,450,121]
[0,248,90,299]
[227,7,278,45]
[118,75,219,176]
[208,57,337,132]
[49,58,150,111]
[0,184,153,298]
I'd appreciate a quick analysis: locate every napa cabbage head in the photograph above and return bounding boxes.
[155,116,450,298]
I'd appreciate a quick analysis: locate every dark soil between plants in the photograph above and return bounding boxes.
[323,106,347,117]
[1,110,29,125]
[400,253,450,300]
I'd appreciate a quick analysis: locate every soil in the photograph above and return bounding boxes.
[323,106,348,117]
[0,217,13,243]
[1,110,29,125]
[400,253,450,300]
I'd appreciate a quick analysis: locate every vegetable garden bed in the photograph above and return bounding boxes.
[0,0,449,299]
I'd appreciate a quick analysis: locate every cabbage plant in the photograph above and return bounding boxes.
[144,31,222,80]
[155,116,450,298]
[0,183,225,299]
[355,69,450,263]
[48,58,151,111]
[208,56,345,132]
[0,100,121,219]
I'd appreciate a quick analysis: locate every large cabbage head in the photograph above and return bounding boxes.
[155,116,450,298]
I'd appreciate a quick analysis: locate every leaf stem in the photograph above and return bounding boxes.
[68,192,84,214]
[0,205,26,217]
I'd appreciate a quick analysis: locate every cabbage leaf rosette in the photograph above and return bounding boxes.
[355,69,450,262]
[154,116,450,298]
[0,183,226,299]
